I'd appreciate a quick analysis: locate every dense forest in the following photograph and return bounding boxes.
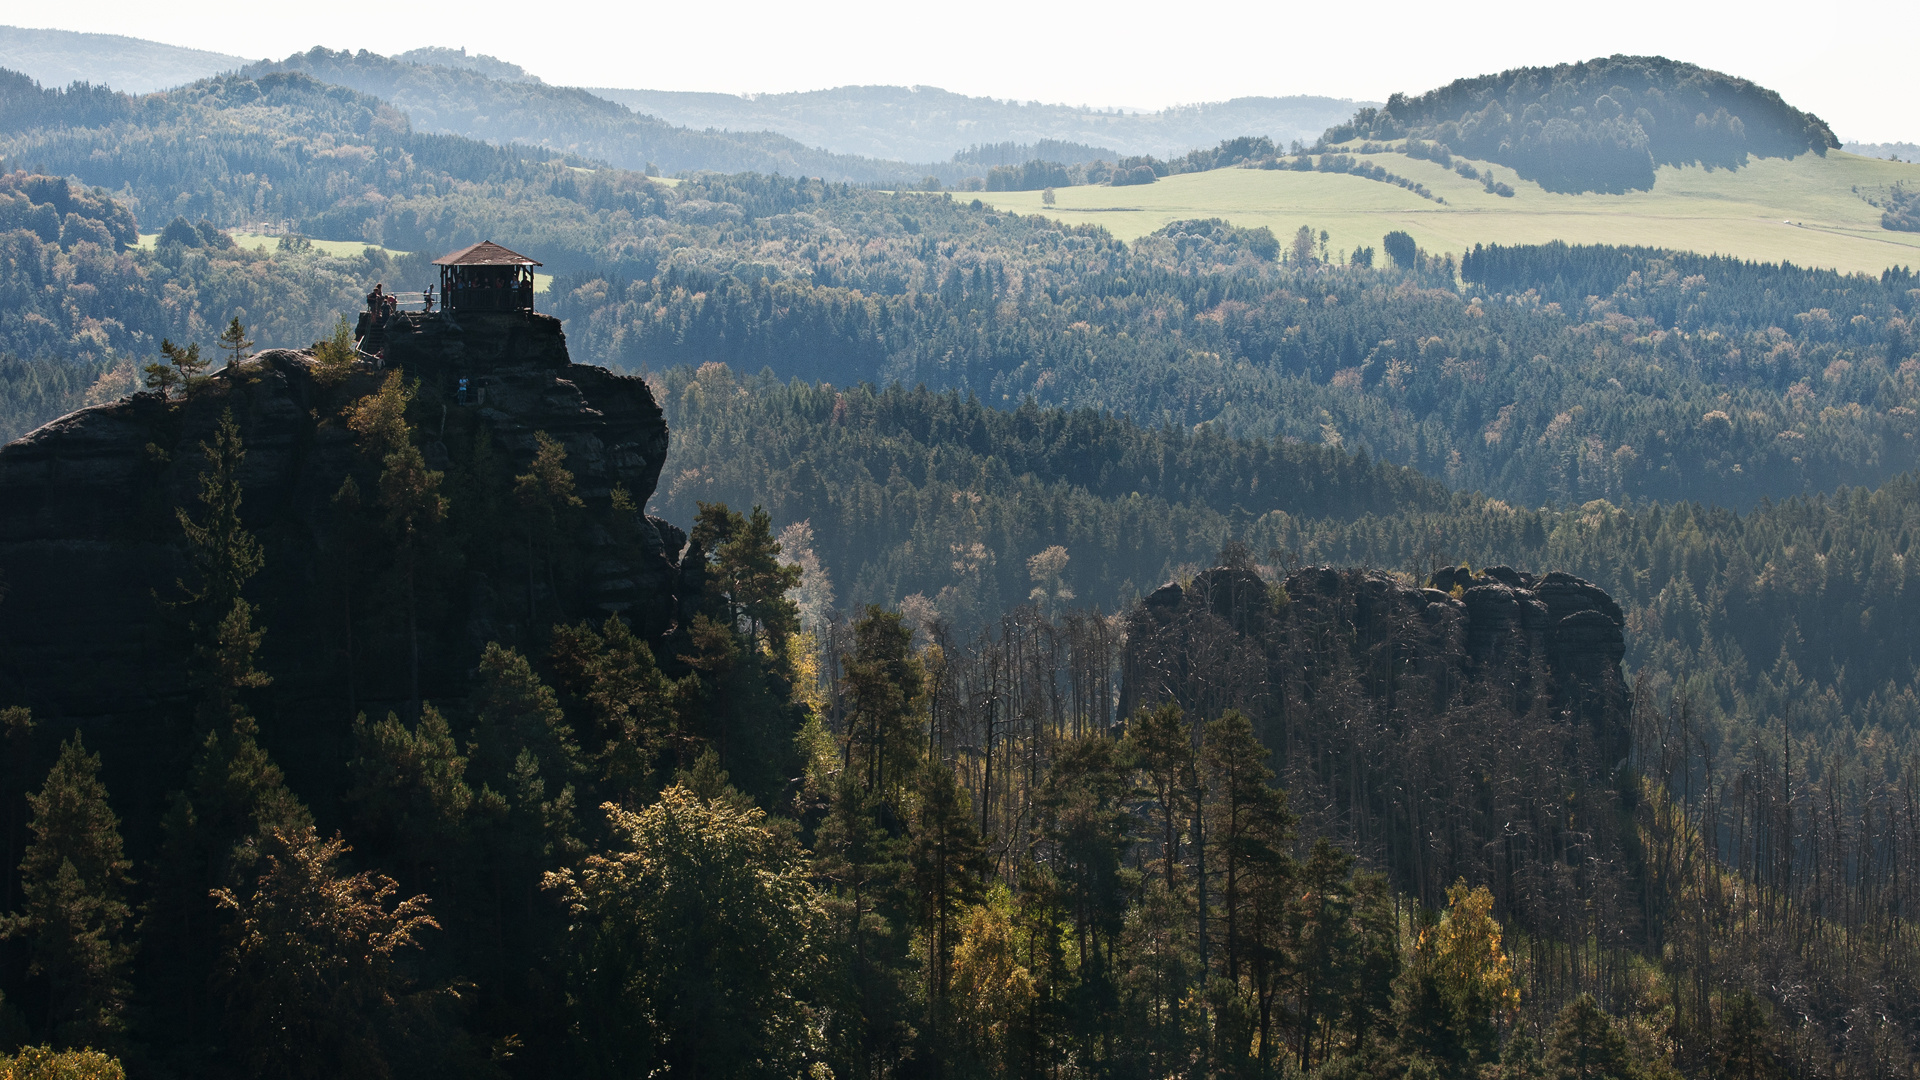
[547,190,1919,508]
[0,341,1913,1077]
[3,75,1917,505]
[655,365,1920,797]
[3,49,1920,1077]
[1322,56,1840,193]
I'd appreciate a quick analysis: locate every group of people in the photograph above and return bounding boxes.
[364,283,436,317]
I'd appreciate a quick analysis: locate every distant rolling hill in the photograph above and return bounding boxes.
[0,25,250,93]
[244,48,954,184]
[1325,56,1839,194]
[585,84,1372,162]
[1848,141,1920,164]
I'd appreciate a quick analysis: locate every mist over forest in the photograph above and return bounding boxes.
[0,26,1917,1080]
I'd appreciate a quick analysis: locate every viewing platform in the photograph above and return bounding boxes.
[354,240,545,362]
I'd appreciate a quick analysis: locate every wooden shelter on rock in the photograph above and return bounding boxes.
[434,240,540,313]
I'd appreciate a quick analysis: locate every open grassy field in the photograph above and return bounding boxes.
[967,150,1920,275]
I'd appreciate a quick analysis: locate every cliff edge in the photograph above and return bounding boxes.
[0,311,691,729]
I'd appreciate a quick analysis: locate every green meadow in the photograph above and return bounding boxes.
[968,149,1920,274]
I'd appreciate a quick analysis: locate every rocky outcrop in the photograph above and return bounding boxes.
[1120,561,1632,912]
[1122,562,1629,752]
[0,310,690,727]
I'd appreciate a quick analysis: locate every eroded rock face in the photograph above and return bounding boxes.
[0,311,687,725]
[1121,562,1629,754]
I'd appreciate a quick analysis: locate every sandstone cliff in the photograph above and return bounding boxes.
[1123,562,1628,736]
[0,310,691,732]
[1121,561,1632,908]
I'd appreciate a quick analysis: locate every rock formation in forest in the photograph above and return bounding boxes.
[0,310,692,728]
[1121,561,1632,910]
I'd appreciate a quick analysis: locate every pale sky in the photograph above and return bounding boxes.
[14,0,1916,142]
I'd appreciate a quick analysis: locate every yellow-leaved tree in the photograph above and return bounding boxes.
[1399,878,1520,1072]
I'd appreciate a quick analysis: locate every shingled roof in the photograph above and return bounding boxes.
[432,240,542,267]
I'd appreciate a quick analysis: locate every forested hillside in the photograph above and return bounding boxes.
[2,50,1918,1076]
[245,48,951,183]
[1325,56,1840,193]
[3,62,1914,510]
[550,191,1920,508]
[0,25,248,93]
[659,363,1920,747]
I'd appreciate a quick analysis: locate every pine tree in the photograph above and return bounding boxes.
[1501,1026,1546,1080]
[3,734,133,1048]
[910,761,985,1024]
[142,339,207,399]
[1121,701,1195,1047]
[692,502,801,658]
[513,431,583,625]
[344,372,447,709]
[145,400,313,1061]
[547,616,674,804]
[1038,734,1136,1066]
[345,706,473,889]
[841,606,926,797]
[175,409,264,629]
[1199,710,1293,989]
[1713,992,1782,1080]
[216,317,252,370]
[173,410,272,728]
[1543,994,1641,1080]
[814,775,914,1074]
[470,643,581,791]
[1,706,36,914]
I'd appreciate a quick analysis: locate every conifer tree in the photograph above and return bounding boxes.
[148,408,313,1060]
[142,339,207,399]
[465,643,583,1001]
[1038,734,1135,1062]
[1542,994,1641,1080]
[814,775,914,1072]
[1,706,36,914]
[176,410,263,634]
[547,616,674,804]
[692,502,802,657]
[345,706,473,889]
[173,409,271,734]
[842,606,926,797]
[1714,992,1783,1080]
[513,431,583,625]
[1121,701,1195,1041]
[1501,1026,1546,1080]
[1199,711,1292,988]
[3,734,133,1048]
[215,317,252,370]
[910,762,985,1023]
[345,372,447,709]
[470,643,581,790]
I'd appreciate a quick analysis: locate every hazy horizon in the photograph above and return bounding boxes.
[5,0,1913,143]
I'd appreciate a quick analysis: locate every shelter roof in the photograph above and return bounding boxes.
[433,240,542,267]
